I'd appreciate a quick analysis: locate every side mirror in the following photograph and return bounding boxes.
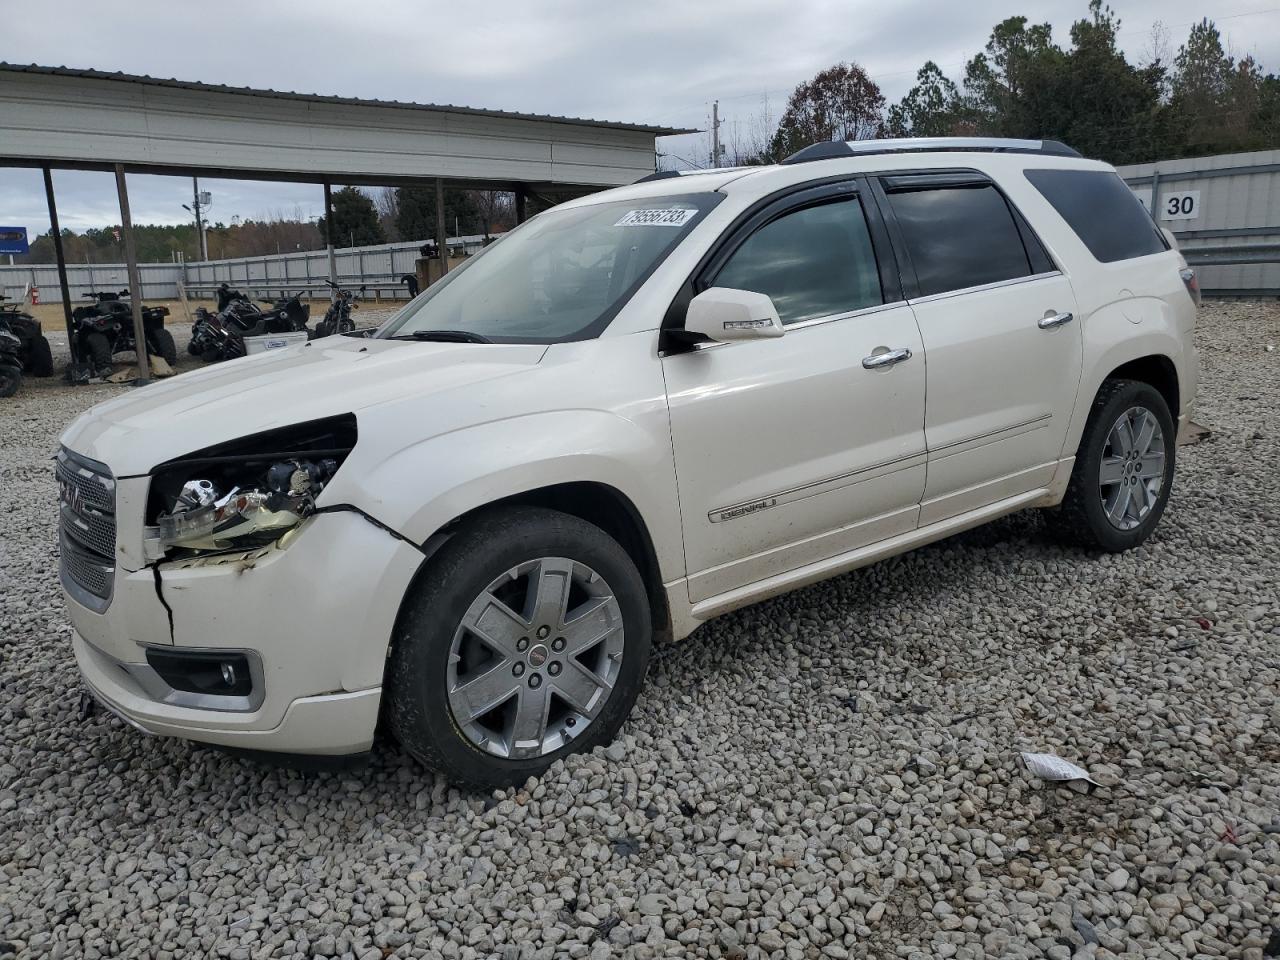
[684,287,783,343]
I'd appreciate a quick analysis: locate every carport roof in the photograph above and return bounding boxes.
[0,63,693,135]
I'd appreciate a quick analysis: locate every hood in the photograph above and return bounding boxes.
[60,336,548,476]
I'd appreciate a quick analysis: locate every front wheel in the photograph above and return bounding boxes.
[1044,379,1176,551]
[387,506,652,788]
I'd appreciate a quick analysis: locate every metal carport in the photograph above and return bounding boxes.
[0,63,690,380]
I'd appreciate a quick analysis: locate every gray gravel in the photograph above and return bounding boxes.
[2,301,1278,960]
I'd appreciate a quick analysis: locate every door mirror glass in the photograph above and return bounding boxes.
[685,287,784,343]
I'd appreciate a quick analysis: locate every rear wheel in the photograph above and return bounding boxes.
[0,364,20,397]
[149,328,178,366]
[1044,379,1175,551]
[26,335,53,377]
[387,506,652,788]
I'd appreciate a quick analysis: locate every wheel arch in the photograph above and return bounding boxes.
[1104,354,1179,421]
[392,481,674,664]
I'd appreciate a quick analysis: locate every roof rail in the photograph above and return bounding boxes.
[782,137,1082,165]
[632,165,751,184]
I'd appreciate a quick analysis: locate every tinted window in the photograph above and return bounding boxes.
[1025,169,1168,263]
[714,198,883,324]
[887,184,1034,298]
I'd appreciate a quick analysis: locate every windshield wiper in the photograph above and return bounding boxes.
[390,329,493,344]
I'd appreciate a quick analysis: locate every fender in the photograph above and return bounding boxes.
[1062,296,1193,457]
[320,408,687,586]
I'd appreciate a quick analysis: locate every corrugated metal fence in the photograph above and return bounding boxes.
[1118,149,1280,296]
[0,235,492,303]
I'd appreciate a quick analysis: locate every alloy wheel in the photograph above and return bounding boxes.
[1099,405,1166,531]
[446,557,625,760]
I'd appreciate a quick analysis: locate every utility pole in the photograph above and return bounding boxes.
[711,100,722,168]
[193,178,206,260]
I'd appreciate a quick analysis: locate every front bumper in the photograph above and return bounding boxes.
[64,509,424,755]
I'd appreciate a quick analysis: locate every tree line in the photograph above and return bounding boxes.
[15,187,519,266]
[721,3,1277,167]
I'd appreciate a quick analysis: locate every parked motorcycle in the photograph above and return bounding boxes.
[310,281,362,339]
[72,290,176,375]
[188,286,310,363]
[0,303,54,383]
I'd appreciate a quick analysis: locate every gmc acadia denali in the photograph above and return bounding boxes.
[58,137,1199,786]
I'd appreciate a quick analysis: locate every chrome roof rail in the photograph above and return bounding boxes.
[782,137,1082,165]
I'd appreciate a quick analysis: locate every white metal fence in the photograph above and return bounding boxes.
[0,234,493,303]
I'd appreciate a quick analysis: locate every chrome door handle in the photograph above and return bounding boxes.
[1038,311,1074,329]
[862,347,912,369]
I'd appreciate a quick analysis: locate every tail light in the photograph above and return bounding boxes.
[1179,267,1201,307]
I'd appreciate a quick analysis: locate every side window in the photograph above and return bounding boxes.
[712,197,883,325]
[1024,169,1169,263]
[886,184,1034,298]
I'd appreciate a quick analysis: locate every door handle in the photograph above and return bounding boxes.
[1038,311,1074,329]
[862,347,912,369]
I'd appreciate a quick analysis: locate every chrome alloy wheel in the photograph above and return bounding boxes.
[1099,405,1166,531]
[446,557,625,759]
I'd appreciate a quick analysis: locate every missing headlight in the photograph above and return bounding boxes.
[147,414,356,556]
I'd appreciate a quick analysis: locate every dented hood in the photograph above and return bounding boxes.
[60,336,548,476]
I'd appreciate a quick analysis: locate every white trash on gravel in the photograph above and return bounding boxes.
[1020,752,1101,786]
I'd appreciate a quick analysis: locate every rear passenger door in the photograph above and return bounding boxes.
[876,173,1083,525]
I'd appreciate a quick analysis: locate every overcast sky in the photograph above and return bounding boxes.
[3,0,1278,238]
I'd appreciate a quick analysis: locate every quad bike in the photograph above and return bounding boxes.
[72,290,176,376]
[0,311,24,397]
[0,303,54,385]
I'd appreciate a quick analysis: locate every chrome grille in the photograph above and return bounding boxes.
[57,447,116,608]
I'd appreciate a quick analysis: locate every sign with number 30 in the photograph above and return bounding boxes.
[1160,191,1200,221]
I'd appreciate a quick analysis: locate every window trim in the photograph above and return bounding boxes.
[873,169,1058,301]
[660,174,899,353]
[906,269,1062,306]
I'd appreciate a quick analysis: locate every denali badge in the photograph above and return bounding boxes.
[709,496,778,523]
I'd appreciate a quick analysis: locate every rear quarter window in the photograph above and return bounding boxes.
[1024,169,1168,264]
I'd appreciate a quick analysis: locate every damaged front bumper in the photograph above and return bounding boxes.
[65,508,424,755]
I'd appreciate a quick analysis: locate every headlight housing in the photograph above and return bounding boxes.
[147,414,356,556]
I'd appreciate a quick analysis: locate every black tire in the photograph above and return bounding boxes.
[0,364,20,398]
[82,332,113,375]
[187,338,204,357]
[1044,378,1176,552]
[26,335,54,377]
[387,506,652,788]
[149,327,178,366]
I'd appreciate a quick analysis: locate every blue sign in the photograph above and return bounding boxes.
[0,227,29,255]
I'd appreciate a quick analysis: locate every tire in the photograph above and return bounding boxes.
[187,338,204,357]
[82,332,114,376]
[149,328,178,366]
[26,335,53,377]
[387,506,652,788]
[1044,379,1176,551]
[0,364,20,398]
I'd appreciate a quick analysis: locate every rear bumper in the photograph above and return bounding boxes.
[74,630,382,754]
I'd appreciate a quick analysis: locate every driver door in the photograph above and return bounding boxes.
[662,182,928,603]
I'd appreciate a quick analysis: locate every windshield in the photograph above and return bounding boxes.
[378,192,721,343]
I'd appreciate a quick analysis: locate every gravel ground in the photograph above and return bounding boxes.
[1,301,1277,960]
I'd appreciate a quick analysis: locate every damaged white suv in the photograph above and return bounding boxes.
[59,138,1199,786]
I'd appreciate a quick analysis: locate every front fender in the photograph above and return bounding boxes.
[321,409,686,584]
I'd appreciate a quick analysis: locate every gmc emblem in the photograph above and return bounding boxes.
[59,476,85,516]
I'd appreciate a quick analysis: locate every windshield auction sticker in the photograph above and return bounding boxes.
[614,208,698,227]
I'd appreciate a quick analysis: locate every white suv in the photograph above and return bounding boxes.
[59,137,1199,786]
